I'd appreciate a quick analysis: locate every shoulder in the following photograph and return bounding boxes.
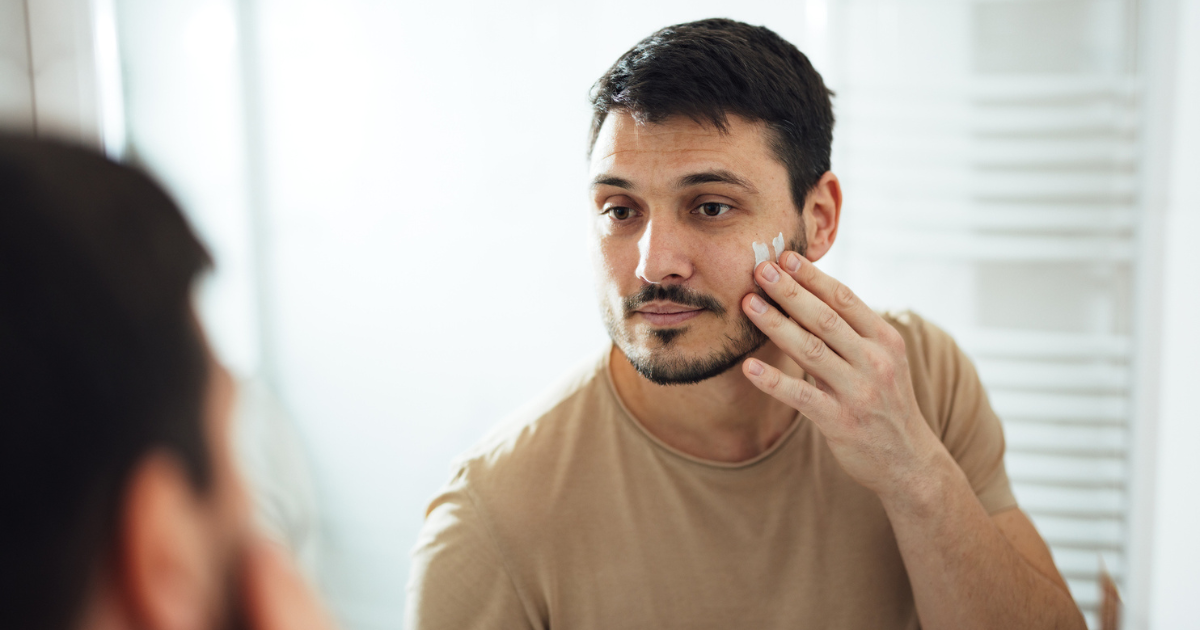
[879,310,978,435]
[881,310,969,395]
[880,312,1017,513]
[456,351,611,470]
[880,309,961,365]
[410,349,622,625]
[432,348,620,516]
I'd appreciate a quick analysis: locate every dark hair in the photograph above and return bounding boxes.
[589,18,835,212]
[0,136,214,630]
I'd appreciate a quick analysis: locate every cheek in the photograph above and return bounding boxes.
[697,239,759,298]
[592,233,639,287]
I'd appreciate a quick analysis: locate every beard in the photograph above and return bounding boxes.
[603,283,770,386]
[603,233,806,386]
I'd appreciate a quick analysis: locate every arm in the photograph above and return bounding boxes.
[884,452,1080,629]
[740,251,1084,630]
[406,474,534,630]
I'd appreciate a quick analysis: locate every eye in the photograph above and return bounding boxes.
[606,206,636,221]
[696,202,732,217]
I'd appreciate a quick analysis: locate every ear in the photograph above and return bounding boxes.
[801,171,842,262]
[118,452,213,630]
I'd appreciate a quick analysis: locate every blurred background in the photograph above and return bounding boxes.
[1,0,1197,628]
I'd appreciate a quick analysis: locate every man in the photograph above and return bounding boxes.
[0,137,333,630]
[407,19,1085,629]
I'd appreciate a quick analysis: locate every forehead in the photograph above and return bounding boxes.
[590,112,778,179]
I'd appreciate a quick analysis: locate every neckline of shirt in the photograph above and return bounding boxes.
[600,345,804,471]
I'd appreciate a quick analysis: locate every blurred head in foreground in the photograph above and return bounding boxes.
[0,137,330,630]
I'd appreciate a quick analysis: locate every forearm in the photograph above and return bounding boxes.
[881,449,1085,630]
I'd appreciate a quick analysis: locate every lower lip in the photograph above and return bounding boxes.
[637,310,703,326]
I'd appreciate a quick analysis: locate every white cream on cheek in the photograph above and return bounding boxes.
[752,241,772,267]
[752,231,786,266]
[751,232,786,285]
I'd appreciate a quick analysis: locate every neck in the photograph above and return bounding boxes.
[609,341,803,463]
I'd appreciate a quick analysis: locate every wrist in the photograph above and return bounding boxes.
[877,436,962,520]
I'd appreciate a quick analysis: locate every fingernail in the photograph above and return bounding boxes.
[749,295,768,314]
[746,359,764,376]
[761,264,780,283]
[784,252,802,272]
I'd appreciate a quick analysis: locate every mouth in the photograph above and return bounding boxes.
[633,302,705,326]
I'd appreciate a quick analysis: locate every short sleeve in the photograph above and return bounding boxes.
[893,313,1019,515]
[405,466,534,630]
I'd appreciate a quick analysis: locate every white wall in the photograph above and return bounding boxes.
[1147,0,1200,626]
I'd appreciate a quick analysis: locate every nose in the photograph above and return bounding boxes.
[635,216,694,285]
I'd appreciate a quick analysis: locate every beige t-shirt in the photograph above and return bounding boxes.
[406,312,1017,629]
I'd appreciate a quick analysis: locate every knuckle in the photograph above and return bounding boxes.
[804,335,827,360]
[834,283,857,308]
[794,381,814,406]
[867,350,891,374]
[781,281,802,301]
[817,307,840,334]
[875,359,896,382]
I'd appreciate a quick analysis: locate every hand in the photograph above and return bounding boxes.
[242,534,338,630]
[740,251,946,499]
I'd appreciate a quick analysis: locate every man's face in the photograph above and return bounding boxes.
[589,112,805,384]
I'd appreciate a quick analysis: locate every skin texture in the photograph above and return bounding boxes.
[590,111,1086,629]
[77,322,336,630]
[591,112,813,461]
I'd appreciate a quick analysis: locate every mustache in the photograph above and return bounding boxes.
[622,284,727,318]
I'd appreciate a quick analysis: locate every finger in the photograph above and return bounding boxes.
[742,357,838,426]
[753,260,867,364]
[243,535,338,630]
[742,289,853,384]
[777,251,885,339]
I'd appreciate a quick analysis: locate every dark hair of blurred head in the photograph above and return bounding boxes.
[0,136,213,630]
[589,18,835,212]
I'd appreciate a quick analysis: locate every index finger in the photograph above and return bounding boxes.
[777,251,884,339]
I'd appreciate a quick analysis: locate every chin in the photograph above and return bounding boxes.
[619,327,768,386]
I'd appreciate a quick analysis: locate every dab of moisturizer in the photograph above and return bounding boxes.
[752,241,772,267]
[752,231,786,266]
[751,232,786,285]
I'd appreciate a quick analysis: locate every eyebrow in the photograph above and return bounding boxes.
[677,170,757,193]
[591,174,635,190]
[591,170,757,193]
